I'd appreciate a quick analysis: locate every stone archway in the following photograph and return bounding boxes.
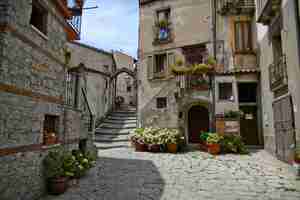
[110,67,137,109]
[188,105,209,143]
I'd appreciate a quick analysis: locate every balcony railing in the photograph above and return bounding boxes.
[257,0,281,25]
[153,23,173,45]
[269,55,288,91]
[218,0,255,15]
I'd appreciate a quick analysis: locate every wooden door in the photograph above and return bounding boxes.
[273,95,296,163]
[188,106,209,143]
[240,106,259,145]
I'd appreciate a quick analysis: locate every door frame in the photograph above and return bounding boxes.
[184,102,211,144]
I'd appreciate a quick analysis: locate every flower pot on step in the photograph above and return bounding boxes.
[167,143,178,153]
[207,143,220,155]
[148,144,161,153]
[135,141,147,152]
[47,177,68,195]
[199,141,208,152]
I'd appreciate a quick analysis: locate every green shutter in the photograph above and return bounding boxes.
[167,52,175,76]
[147,56,154,80]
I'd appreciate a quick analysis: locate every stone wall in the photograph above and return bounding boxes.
[138,0,212,128]
[68,42,114,123]
[257,0,300,155]
[0,0,80,199]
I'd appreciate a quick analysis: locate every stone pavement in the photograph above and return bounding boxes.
[41,145,300,200]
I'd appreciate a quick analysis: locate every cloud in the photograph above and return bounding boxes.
[79,0,139,58]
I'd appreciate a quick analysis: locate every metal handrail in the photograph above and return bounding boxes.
[269,55,288,90]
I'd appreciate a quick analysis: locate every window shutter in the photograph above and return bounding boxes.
[167,52,175,76]
[147,56,154,80]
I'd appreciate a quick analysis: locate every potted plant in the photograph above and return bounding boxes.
[157,19,169,40]
[219,134,248,154]
[44,150,70,195]
[165,129,180,153]
[190,76,209,90]
[206,133,223,155]
[135,138,148,152]
[199,132,210,151]
[44,132,57,145]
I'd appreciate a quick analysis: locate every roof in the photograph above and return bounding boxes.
[215,67,260,75]
[70,41,113,56]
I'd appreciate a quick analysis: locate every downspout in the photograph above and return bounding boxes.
[210,0,217,132]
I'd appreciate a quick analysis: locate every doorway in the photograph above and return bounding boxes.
[188,105,209,143]
[240,106,259,145]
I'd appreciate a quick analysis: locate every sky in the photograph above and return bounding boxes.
[80,0,139,58]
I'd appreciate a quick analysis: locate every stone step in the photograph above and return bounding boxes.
[95,134,129,142]
[94,141,130,150]
[99,123,136,129]
[110,113,137,117]
[113,110,137,114]
[107,116,137,120]
[103,119,137,124]
[95,128,134,135]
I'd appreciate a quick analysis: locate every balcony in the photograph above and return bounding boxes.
[269,55,288,91]
[218,0,255,16]
[257,0,281,25]
[152,22,173,45]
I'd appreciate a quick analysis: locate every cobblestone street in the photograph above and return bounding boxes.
[42,147,300,200]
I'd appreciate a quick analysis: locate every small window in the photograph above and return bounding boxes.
[30,0,48,35]
[127,86,132,92]
[238,83,257,103]
[154,54,167,73]
[219,83,234,101]
[156,97,167,109]
[235,21,252,52]
[43,115,59,145]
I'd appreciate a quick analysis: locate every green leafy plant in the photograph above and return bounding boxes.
[220,135,248,154]
[192,63,213,75]
[206,133,223,145]
[44,149,66,179]
[157,19,168,28]
[199,132,210,142]
[207,56,217,66]
[224,110,243,119]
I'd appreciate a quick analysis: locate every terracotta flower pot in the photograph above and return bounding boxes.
[207,143,220,155]
[148,144,161,153]
[47,177,68,195]
[135,141,147,152]
[167,143,178,153]
[199,141,208,152]
[44,134,57,145]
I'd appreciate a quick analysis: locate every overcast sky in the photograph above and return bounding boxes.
[80,0,139,58]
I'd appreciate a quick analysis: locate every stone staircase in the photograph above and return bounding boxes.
[94,107,137,150]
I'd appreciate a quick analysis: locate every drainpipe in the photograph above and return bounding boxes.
[210,0,217,132]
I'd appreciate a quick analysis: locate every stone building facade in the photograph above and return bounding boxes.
[256,0,300,163]
[0,0,94,199]
[138,0,262,145]
[113,51,137,106]
[68,42,115,125]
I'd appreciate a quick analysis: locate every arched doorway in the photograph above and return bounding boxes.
[111,68,137,109]
[188,105,209,143]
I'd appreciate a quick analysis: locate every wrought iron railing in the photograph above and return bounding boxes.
[269,55,288,90]
[218,0,255,15]
[81,88,94,132]
[65,72,77,107]
[153,23,173,45]
[257,0,282,24]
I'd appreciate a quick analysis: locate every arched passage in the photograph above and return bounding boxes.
[111,68,137,108]
[188,105,209,143]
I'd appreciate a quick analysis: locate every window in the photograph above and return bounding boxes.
[127,86,132,92]
[219,83,234,101]
[147,52,175,80]
[154,54,167,74]
[235,21,252,52]
[30,0,48,35]
[155,8,171,41]
[156,97,167,109]
[238,83,257,103]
